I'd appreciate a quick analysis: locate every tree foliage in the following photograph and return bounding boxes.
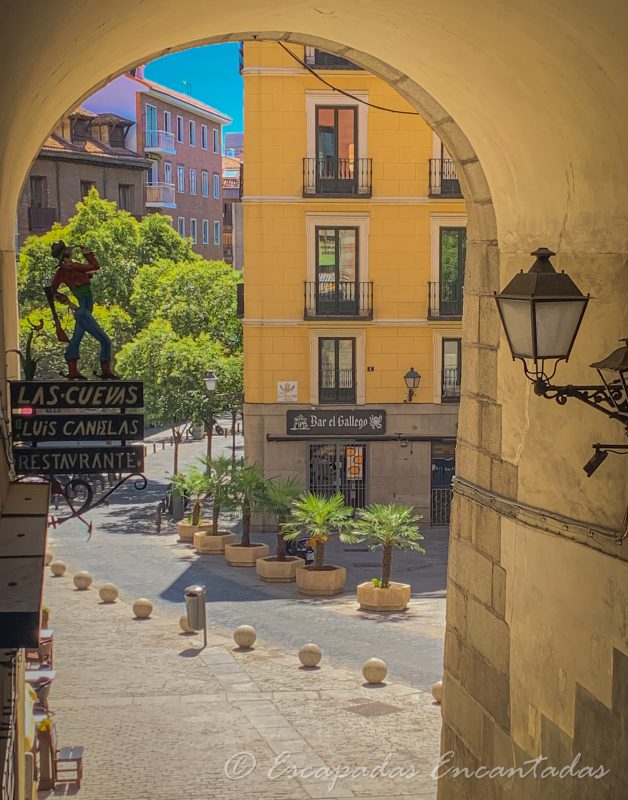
[130,259,242,352]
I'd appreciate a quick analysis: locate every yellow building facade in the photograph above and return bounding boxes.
[242,41,466,522]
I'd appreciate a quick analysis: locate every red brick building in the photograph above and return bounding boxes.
[16,107,150,250]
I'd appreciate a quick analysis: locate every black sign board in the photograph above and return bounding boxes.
[287,409,386,436]
[12,446,145,475]
[12,414,144,443]
[10,381,143,410]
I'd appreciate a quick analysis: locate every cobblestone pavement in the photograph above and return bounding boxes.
[39,570,442,800]
[40,426,447,798]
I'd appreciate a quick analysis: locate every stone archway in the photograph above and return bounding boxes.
[0,4,626,799]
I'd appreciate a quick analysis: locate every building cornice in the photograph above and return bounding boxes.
[242,195,465,205]
[39,150,152,170]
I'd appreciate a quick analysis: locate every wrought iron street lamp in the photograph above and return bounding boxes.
[495,247,628,475]
[204,370,218,393]
[404,367,421,402]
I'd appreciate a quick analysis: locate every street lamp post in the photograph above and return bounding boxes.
[203,370,243,464]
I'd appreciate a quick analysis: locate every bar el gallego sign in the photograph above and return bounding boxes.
[287,409,386,436]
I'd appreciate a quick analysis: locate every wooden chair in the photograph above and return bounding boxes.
[50,723,83,789]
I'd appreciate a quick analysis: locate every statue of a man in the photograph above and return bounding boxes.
[47,241,118,380]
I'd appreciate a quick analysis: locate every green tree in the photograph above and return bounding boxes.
[198,455,234,534]
[282,493,355,571]
[260,477,303,561]
[18,189,198,313]
[130,259,242,352]
[116,320,227,473]
[349,503,425,587]
[19,304,133,379]
[170,465,211,526]
[224,462,269,548]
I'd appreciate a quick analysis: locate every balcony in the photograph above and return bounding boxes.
[428,281,464,319]
[304,48,360,69]
[145,183,176,208]
[319,369,356,404]
[145,130,176,154]
[442,368,461,402]
[305,282,373,320]
[27,206,58,232]
[303,157,372,197]
[429,158,463,198]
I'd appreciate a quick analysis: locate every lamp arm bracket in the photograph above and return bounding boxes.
[536,380,628,431]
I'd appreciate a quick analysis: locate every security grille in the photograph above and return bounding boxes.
[0,653,18,800]
[431,487,453,525]
[309,443,367,509]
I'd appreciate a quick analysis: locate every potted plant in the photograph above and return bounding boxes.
[41,605,50,629]
[256,477,305,582]
[282,492,354,596]
[223,462,271,566]
[194,456,237,553]
[170,465,211,543]
[350,503,425,611]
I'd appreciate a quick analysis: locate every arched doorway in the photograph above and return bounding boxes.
[0,5,626,799]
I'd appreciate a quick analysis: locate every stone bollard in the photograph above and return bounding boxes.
[73,571,92,590]
[50,561,66,577]
[298,643,322,668]
[233,625,256,649]
[179,614,195,634]
[362,658,388,684]
[99,583,119,603]
[432,680,443,704]
[133,598,153,619]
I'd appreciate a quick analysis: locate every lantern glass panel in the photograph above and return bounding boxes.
[496,298,533,358]
[534,299,587,359]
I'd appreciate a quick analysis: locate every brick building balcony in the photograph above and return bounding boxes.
[145,182,176,208]
[145,130,176,154]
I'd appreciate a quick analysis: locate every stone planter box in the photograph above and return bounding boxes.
[357,581,411,612]
[296,565,347,596]
[224,542,270,566]
[194,531,237,554]
[256,556,306,582]
[177,521,211,544]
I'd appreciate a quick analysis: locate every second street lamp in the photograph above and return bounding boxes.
[404,367,421,403]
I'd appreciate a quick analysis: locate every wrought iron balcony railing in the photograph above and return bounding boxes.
[442,367,462,402]
[319,369,356,404]
[428,281,464,319]
[305,282,373,319]
[429,158,463,198]
[145,130,176,153]
[145,182,176,207]
[28,206,58,231]
[303,157,372,197]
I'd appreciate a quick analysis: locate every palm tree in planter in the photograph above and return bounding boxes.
[255,477,304,582]
[223,462,271,566]
[350,503,425,612]
[170,465,212,544]
[193,456,238,554]
[282,492,355,596]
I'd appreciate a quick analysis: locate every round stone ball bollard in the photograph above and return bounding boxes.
[298,643,322,668]
[73,571,92,591]
[50,561,66,577]
[432,680,443,704]
[362,658,388,685]
[44,552,54,566]
[99,583,119,604]
[179,614,195,634]
[233,625,256,649]
[133,598,154,619]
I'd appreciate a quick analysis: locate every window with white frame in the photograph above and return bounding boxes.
[213,220,220,245]
[213,173,220,199]
[201,124,208,150]
[190,218,197,244]
[177,166,185,193]
[176,115,184,143]
[190,169,197,195]
[201,171,209,197]
[177,217,185,236]
[212,128,220,154]
[164,161,173,185]
[189,120,196,147]
[164,110,172,133]
[202,219,209,244]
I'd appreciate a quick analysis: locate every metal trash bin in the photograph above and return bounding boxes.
[171,490,185,522]
[184,585,207,632]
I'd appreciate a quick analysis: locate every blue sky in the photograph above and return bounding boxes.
[145,43,243,133]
